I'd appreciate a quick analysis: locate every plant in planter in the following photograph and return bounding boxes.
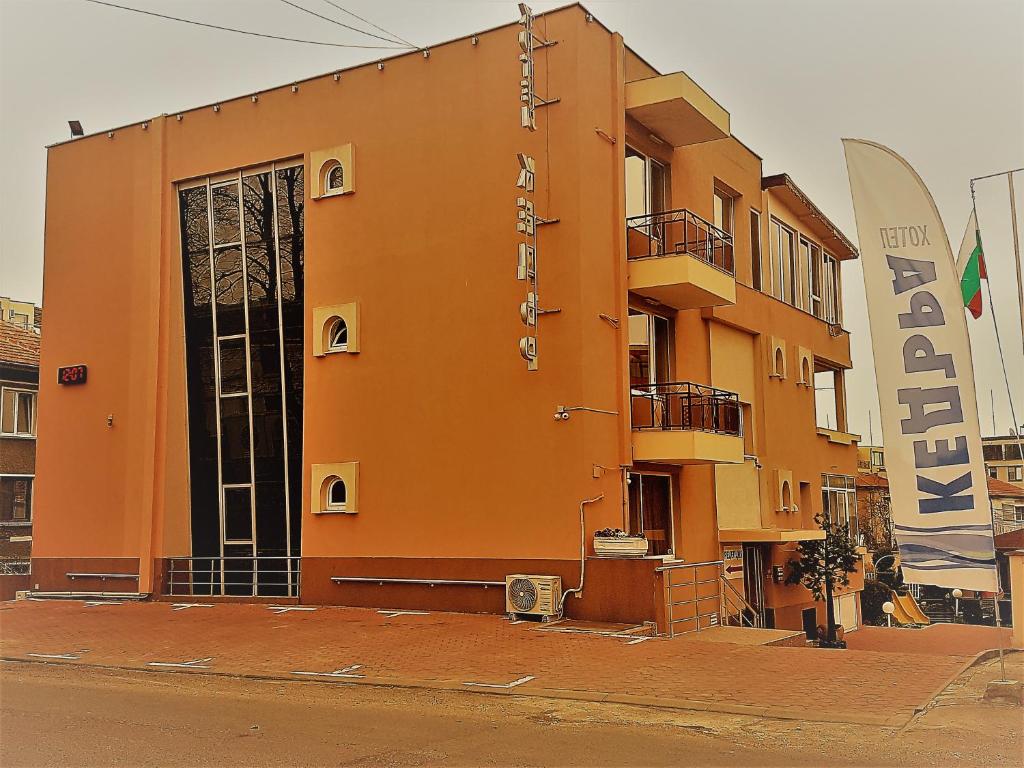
[593,528,648,557]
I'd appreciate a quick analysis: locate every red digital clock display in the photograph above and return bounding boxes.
[57,365,88,385]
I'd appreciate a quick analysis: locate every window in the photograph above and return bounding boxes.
[328,318,348,352]
[8,311,30,328]
[871,449,884,468]
[769,218,795,303]
[326,164,344,192]
[1015,505,1024,523]
[750,210,762,291]
[1,388,36,436]
[1010,465,1023,483]
[822,252,841,324]
[821,474,858,543]
[713,184,735,236]
[327,478,347,511]
[625,147,669,251]
[988,466,999,478]
[0,477,32,524]
[628,309,671,387]
[983,443,1004,462]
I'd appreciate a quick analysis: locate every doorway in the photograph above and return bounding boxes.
[627,472,674,557]
[742,544,766,625]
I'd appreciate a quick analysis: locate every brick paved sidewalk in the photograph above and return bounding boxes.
[0,600,991,727]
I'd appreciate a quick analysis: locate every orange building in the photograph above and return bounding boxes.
[31,4,862,635]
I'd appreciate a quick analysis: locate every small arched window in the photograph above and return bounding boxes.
[327,478,347,511]
[326,163,345,192]
[328,318,348,351]
[781,480,792,511]
[801,357,811,385]
[774,347,785,377]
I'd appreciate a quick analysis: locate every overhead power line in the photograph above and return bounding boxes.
[82,0,409,49]
[278,0,413,47]
[320,0,418,49]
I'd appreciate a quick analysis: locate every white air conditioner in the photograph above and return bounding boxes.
[506,574,562,620]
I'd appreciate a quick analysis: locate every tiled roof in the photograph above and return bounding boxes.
[0,321,40,368]
[995,527,1024,551]
[856,471,1024,499]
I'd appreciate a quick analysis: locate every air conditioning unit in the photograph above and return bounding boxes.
[506,575,562,620]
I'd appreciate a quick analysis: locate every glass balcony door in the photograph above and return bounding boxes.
[627,472,674,557]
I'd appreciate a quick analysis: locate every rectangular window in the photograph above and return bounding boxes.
[822,251,841,324]
[713,184,735,236]
[628,309,672,388]
[750,210,762,291]
[1,388,36,437]
[0,477,32,524]
[983,444,1004,462]
[821,473,858,544]
[814,361,846,432]
[770,218,795,303]
[1010,466,1023,483]
[988,466,999,478]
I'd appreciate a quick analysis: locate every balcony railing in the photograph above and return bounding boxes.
[631,381,741,435]
[626,208,735,275]
[165,555,300,598]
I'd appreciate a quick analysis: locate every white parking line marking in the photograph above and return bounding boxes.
[464,675,535,689]
[625,636,651,645]
[147,657,213,669]
[26,652,82,660]
[266,606,317,614]
[84,601,123,607]
[171,603,215,611]
[291,664,364,679]
[377,610,429,619]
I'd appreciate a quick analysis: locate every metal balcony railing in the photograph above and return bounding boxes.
[626,208,735,275]
[165,555,300,598]
[631,381,741,435]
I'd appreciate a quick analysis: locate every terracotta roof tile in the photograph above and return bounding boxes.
[857,470,1024,499]
[0,321,40,368]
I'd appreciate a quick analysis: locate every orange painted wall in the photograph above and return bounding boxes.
[36,7,636,584]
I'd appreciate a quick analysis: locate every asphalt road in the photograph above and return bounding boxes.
[1,659,1020,767]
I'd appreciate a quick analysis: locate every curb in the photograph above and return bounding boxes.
[1,655,906,728]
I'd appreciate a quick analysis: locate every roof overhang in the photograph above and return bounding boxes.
[763,173,858,260]
[625,72,730,147]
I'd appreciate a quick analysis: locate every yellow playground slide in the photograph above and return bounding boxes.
[888,590,931,626]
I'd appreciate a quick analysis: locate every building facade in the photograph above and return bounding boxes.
[31,5,861,634]
[983,435,1024,489]
[1,319,39,593]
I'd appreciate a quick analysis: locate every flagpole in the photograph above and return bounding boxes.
[1008,172,1023,359]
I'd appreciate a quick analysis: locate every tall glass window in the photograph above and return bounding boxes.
[178,162,304,596]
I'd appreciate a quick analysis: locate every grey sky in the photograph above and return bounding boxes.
[1,0,1022,439]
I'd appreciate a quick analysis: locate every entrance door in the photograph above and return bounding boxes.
[742,544,766,625]
[627,473,674,557]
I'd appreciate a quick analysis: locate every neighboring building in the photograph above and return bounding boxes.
[30,5,862,635]
[0,320,39,584]
[856,444,885,475]
[983,435,1024,489]
[0,297,41,334]
[989,477,1024,536]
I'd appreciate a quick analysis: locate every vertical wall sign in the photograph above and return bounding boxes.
[518,4,536,131]
[516,3,539,370]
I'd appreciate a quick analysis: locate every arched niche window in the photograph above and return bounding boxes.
[328,317,348,352]
[801,357,811,386]
[327,477,347,511]
[774,347,785,378]
[781,480,793,511]
[326,163,345,192]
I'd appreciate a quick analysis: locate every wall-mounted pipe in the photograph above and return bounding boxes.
[558,494,605,614]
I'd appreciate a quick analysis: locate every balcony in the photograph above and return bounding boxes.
[625,72,730,147]
[631,382,744,465]
[627,209,737,310]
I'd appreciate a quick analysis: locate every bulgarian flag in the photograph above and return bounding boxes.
[956,209,987,319]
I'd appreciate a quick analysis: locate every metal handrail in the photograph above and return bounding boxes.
[66,572,139,580]
[626,207,735,275]
[331,576,504,587]
[631,381,741,435]
[720,574,762,628]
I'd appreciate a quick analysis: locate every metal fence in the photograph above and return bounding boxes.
[626,207,735,274]
[0,560,30,576]
[631,381,741,435]
[165,555,300,598]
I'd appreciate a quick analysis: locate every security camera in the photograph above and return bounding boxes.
[560,411,570,420]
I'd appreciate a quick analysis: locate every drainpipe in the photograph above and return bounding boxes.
[559,494,605,615]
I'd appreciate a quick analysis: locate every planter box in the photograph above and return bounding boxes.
[594,536,649,558]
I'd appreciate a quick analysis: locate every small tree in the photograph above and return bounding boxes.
[786,512,860,645]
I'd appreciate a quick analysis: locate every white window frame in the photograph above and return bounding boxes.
[1009,465,1023,483]
[1,387,36,438]
[326,477,347,512]
[0,473,34,526]
[328,317,349,353]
